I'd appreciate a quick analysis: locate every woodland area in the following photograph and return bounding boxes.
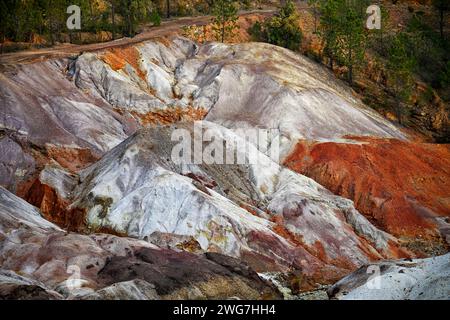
[248,0,449,140]
[0,0,259,44]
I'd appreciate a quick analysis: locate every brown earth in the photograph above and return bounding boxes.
[296,1,450,142]
[131,107,208,125]
[96,248,283,299]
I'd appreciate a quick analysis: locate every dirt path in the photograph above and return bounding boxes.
[0,10,275,66]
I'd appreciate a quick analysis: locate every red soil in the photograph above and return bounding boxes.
[101,46,147,81]
[45,145,99,172]
[284,138,450,244]
[26,179,86,232]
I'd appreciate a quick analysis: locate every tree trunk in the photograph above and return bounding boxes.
[313,5,317,33]
[127,13,132,36]
[440,9,444,40]
[166,0,170,18]
[49,18,55,45]
[221,22,225,43]
[349,65,353,85]
[15,16,20,42]
[203,25,207,43]
[111,3,116,40]
[348,47,353,85]
[380,29,384,51]
[206,0,214,14]
[396,100,402,125]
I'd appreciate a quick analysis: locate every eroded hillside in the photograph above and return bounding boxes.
[0,36,448,299]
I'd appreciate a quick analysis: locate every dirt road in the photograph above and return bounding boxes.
[0,10,276,66]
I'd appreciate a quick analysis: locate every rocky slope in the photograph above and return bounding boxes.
[0,35,449,299]
[0,186,281,299]
[284,138,450,255]
[28,122,405,283]
[329,253,450,300]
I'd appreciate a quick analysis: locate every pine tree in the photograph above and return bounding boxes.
[43,0,67,45]
[263,0,302,51]
[318,0,339,69]
[318,0,368,85]
[385,33,416,124]
[166,0,170,18]
[118,0,153,37]
[0,1,13,53]
[105,0,118,39]
[335,3,367,85]
[432,0,449,41]
[372,4,389,53]
[211,0,239,43]
[307,0,319,33]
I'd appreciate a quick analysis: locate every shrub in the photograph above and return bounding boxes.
[248,0,302,51]
[150,10,161,26]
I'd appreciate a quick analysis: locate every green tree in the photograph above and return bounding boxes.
[335,3,367,85]
[307,0,319,33]
[119,0,136,36]
[0,1,8,45]
[263,0,302,51]
[385,33,416,124]
[318,0,339,69]
[165,0,170,18]
[432,0,449,41]
[211,0,239,43]
[105,0,119,39]
[0,0,16,43]
[150,9,161,26]
[318,0,368,85]
[0,0,44,42]
[370,4,390,54]
[44,0,67,45]
[117,0,152,37]
[439,61,450,88]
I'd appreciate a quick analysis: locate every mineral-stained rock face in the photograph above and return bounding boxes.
[0,135,36,194]
[1,35,449,299]
[0,35,406,193]
[73,38,405,156]
[328,253,450,300]
[0,59,137,196]
[284,138,450,256]
[28,121,408,287]
[0,187,282,300]
[0,61,135,153]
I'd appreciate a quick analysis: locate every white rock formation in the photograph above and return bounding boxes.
[72,37,405,158]
[0,61,134,154]
[38,121,398,276]
[329,254,450,300]
[0,186,280,299]
[2,36,444,299]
